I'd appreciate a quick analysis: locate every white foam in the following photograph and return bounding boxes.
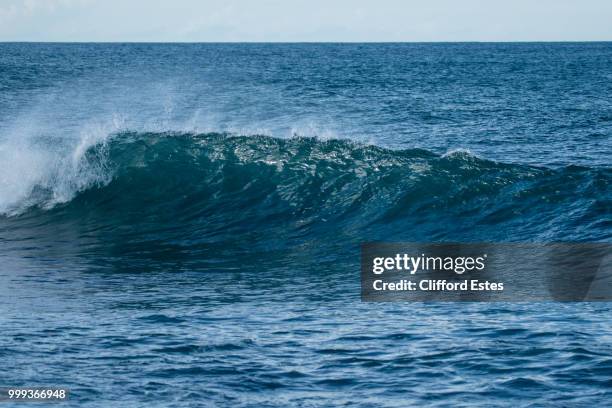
[442,148,477,158]
[0,118,118,216]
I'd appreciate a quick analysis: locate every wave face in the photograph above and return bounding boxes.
[2,131,609,261]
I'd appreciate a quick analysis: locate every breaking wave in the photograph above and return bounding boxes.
[1,132,610,246]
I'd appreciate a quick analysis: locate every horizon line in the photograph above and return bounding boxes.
[2,40,612,44]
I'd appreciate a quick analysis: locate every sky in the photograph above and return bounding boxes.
[1,0,611,42]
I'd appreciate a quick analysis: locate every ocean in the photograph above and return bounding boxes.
[0,43,611,406]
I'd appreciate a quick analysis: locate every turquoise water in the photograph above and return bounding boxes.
[0,43,611,406]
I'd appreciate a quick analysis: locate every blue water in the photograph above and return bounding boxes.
[0,43,611,407]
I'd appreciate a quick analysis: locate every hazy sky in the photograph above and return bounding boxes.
[1,0,611,42]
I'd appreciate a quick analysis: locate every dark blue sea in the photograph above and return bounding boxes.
[0,43,611,407]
